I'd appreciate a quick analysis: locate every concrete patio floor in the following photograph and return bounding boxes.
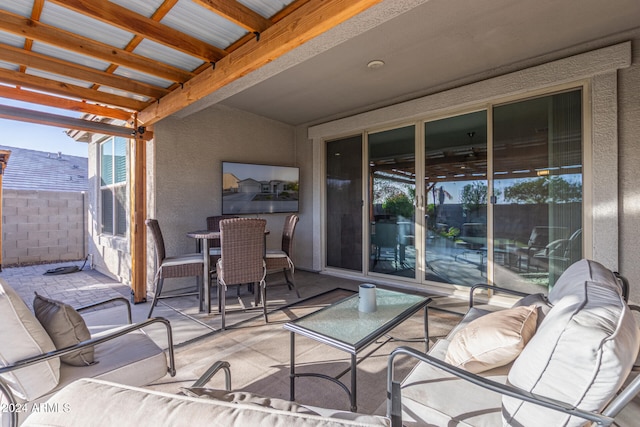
[1,261,378,347]
[3,261,640,423]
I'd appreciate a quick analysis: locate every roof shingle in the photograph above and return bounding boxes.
[0,145,88,192]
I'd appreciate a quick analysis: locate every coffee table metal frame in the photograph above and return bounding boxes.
[284,288,431,412]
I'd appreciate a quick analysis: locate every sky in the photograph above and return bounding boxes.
[0,97,88,158]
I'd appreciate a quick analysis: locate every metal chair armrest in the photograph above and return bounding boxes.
[613,272,630,302]
[387,346,616,427]
[76,296,133,324]
[0,317,175,377]
[191,361,231,391]
[469,283,533,308]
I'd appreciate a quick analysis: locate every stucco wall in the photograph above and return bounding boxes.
[85,138,131,285]
[303,39,638,300]
[149,105,297,290]
[2,189,87,267]
[618,37,640,303]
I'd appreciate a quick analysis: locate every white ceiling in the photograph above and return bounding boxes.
[179,0,640,126]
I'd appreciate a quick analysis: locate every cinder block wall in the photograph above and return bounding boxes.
[2,189,87,267]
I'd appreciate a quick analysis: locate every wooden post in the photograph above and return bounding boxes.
[129,124,147,303]
[0,150,10,272]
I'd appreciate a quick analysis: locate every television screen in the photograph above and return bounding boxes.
[222,162,299,214]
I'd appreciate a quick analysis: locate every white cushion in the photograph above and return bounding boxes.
[162,253,203,267]
[548,259,620,304]
[265,250,287,257]
[23,378,390,427]
[0,279,60,401]
[504,274,640,426]
[445,305,538,373]
[401,339,506,427]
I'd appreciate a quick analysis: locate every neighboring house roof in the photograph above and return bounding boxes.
[0,145,88,192]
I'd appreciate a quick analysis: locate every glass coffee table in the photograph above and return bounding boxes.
[284,288,431,411]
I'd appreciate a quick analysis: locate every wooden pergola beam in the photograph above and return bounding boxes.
[0,44,169,99]
[0,68,149,111]
[138,0,384,125]
[0,86,133,121]
[192,0,272,33]
[0,9,194,83]
[0,104,152,141]
[49,0,227,62]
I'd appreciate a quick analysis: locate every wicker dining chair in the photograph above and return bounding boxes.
[205,215,239,270]
[216,218,267,330]
[265,214,301,298]
[146,219,204,318]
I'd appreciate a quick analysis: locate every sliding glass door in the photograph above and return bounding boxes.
[324,89,583,292]
[424,111,488,286]
[368,126,416,278]
[326,135,363,271]
[493,90,582,291]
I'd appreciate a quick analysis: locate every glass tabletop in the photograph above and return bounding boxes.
[284,288,429,352]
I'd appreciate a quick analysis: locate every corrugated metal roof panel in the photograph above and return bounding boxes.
[26,69,92,88]
[32,41,110,71]
[133,39,204,72]
[0,31,25,48]
[40,2,134,49]
[161,1,247,49]
[0,61,20,72]
[109,0,165,19]
[97,86,149,103]
[0,0,34,17]
[238,0,297,18]
[112,67,173,89]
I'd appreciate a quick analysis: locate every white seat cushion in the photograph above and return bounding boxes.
[162,253,203,267]
[0,279,60,401]
[265,250,287,257]
[401,339,507,427]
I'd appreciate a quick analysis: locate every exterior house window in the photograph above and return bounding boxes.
[100,137,127,236]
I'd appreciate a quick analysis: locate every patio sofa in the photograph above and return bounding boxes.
[388,259,640,426]
[21,377,390,427]
[0,278,175,427]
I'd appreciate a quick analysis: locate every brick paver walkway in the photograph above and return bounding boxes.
[1,261,131,311]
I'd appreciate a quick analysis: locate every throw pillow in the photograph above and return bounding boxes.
[33,292,95,366]
[181,388,319,415]
[445,305,538,373]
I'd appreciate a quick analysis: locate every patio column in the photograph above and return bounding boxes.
[0,150,10,272]
[130,126,147,303]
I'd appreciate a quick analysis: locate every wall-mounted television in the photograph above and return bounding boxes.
[222,161,299,214]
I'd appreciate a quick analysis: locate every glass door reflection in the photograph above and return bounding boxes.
[424,111,488,286]
[368,126,416,278]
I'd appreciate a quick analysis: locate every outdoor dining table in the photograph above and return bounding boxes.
[186,230,218,313]
[186,228,269,314]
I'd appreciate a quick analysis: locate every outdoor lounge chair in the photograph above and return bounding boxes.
[0,278,175,427]
[386,259,640,426]
[515,225,569,272]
